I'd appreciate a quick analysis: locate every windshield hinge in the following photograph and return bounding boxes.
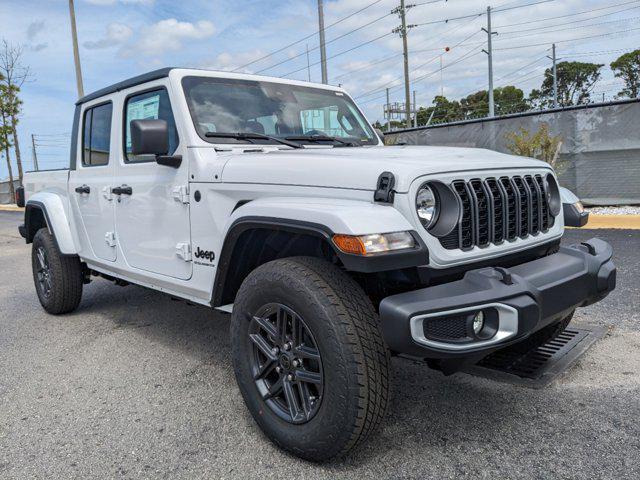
[172,185,190,204]
[374,171,396,204]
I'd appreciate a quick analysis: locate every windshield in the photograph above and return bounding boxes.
[181,76,377,146]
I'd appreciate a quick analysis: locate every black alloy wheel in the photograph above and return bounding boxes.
[248,303,323,424]
[35,245,53,298]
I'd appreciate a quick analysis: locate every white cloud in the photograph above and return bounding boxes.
[84,0,154,5]
[84,23,133,50]
[131,19,216,56]
[201,49,266,72]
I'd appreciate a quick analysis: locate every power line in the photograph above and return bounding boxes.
[494,26,640,51]
[232,0,390,71]
[280,31,395,78]
[495,0,640,28]
[499,15,640,39]
[256,10,394,75]
[498,4,640,34]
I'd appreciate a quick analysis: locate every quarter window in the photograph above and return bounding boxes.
[82,103,113,167]
[124,88,178,163]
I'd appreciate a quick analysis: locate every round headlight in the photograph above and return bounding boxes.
[416,185,438,228]
[544,173,562,216]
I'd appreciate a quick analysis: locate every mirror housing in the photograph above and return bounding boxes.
[130,119,169,155]
[130,119,181,168]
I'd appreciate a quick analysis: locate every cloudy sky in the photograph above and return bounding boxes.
[1,0,638,177]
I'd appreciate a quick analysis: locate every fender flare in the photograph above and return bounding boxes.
[24,193,78,256]
[211,198,429,306]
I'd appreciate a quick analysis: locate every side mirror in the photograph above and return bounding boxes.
[131,119,169,155]
[374,128,385,143]
[130,119,181,168]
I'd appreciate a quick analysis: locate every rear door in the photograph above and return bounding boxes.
[68,101,117,262]
[113,84,192,280]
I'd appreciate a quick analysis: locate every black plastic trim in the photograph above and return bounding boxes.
[15,186,25,208]
[211,216,429,306]
[76,67,174,105]
[69,105,81,170]
[563,203,589,227]
[379,238,615,361]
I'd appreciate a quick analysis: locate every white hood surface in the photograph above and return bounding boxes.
[220,145,551,193]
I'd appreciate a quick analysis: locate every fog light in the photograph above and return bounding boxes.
[472,311,485,335]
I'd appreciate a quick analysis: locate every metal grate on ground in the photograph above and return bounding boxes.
[465,324,608,388]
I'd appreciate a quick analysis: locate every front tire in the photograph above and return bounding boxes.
[31,228,83,314]
[230,257,390,462]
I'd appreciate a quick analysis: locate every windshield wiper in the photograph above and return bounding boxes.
[204,132,303,149]
[284,134,360,147]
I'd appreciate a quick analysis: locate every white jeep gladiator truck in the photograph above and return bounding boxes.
[17,68,614,461]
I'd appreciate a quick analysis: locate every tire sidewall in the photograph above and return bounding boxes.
[231,264,363,460]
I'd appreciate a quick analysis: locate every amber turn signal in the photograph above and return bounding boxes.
[332,232,415,256]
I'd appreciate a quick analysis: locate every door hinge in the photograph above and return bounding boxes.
[176,242,192,261]
[105,232,116,247]
[172,185,190,204]
[102,186,113,201]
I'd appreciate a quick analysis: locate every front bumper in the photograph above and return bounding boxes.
[379,238,616,360]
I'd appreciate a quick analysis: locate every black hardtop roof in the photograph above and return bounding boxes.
[75,67,175,105]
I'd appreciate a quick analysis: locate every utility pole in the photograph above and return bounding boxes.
[393,0,415,129]
[386,88,391,131]
[317,0,328,84]
[413,90,417,128]
[68,0,84,98]
[551,43,558,108]
[31,134,39,171]
[482,6,497,118]
[306,44,311,82]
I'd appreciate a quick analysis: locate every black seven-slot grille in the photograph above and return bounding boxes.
[439,174,554,250]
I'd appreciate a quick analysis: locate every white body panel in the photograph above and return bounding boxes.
[22,68,567,305]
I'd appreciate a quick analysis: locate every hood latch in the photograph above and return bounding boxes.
[374,171,396,204]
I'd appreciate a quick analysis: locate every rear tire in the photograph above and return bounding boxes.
[31,228,83,314]
[230,257,390,462]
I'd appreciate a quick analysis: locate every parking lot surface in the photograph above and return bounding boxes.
[0,210,638,479]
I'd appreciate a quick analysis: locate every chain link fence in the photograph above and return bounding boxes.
[387,99,640,206]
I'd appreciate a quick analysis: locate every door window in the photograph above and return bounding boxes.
[82,102,113,167]
[124,88,178,163]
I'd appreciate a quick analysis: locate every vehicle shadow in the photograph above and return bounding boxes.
[59,278,545,468]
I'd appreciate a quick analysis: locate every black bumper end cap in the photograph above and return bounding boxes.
[564,203,589,227]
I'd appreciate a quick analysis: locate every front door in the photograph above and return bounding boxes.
[69,101,117,262]
[114,86,192,280]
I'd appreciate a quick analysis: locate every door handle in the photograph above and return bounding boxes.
[75,185,90,194]
[111,185,133,196]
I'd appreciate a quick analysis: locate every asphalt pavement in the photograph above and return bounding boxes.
[0,210,638,479]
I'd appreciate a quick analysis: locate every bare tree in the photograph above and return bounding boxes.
[0,40,31,185]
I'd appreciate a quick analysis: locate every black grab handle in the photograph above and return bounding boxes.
[111,185,133,195]
[74,185,90,194]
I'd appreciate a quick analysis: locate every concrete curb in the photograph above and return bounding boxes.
[0,205,24,212]
[580,214,640,230]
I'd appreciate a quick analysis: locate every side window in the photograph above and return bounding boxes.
[124,88,178,163]
[82,103,113,167]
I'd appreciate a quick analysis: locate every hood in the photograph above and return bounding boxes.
[220,145,551,193]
